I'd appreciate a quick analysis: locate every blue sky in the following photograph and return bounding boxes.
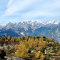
[0,0,60,25]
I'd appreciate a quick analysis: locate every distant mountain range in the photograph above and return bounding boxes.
[0,20,60,41]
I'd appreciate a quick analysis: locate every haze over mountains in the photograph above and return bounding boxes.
[0,20,60,41]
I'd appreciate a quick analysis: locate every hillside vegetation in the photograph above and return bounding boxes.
[0,35,60,60]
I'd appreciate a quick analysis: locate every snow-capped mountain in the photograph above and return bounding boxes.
[0,25,3,29]
[0,20,60,41]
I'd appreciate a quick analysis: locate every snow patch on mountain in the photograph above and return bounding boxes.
[21,32,25,36]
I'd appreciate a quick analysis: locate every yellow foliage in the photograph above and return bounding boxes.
[28,38,34,48]
[11,38,14,41]
[7,36,11,40]
[17,37,21,41]
[38,40,46,49]
[34,51,40,58]
[40,54,45,58]
[33,38,38,48]
[15,42,28,58]
[57,50,60,54]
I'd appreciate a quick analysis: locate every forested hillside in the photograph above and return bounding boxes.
[0,35,60,60]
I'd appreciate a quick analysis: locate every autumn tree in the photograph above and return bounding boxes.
[34,51,40,59]
[17,37,21,42]
[38,36,46,50]
[15,41,28,58]
[33,38,38,48]
[7,36,11,41]
[28,38,34,49]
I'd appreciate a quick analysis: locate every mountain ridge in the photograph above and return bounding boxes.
[0,20,60,41]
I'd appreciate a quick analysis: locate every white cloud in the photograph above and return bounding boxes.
[3,0,60,17]
[4,0,36,16]
[7,0,14,7]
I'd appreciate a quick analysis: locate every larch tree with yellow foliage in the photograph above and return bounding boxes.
[15,41,29,58]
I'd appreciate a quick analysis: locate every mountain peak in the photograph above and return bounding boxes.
[47,20,59,24]
[20,20,59,25]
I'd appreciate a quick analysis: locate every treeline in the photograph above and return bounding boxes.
[0,35,54,42]
[14,36,56,59]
